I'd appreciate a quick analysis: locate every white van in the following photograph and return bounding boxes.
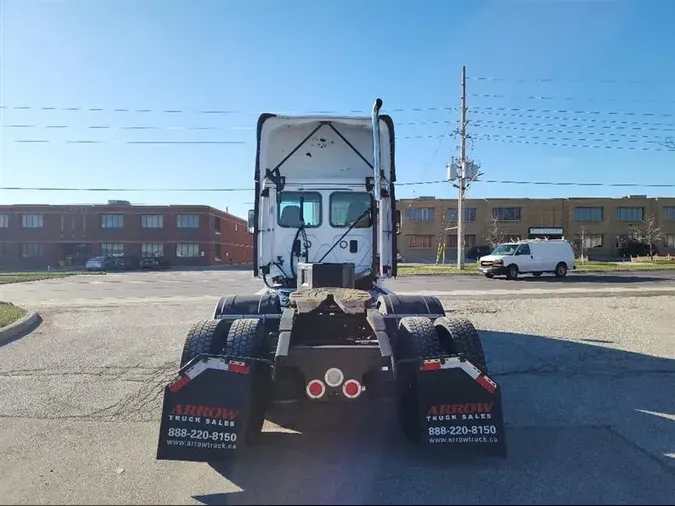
[478,239,576,280]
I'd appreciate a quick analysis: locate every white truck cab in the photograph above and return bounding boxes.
[478,239,576,280]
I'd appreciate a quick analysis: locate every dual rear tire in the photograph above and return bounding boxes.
[395,315,487,443]
[179,317,271,442]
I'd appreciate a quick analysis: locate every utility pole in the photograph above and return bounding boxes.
[457,65,467,270]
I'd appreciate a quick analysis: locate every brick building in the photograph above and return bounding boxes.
[0,201,253,270]
[398,195,675,262]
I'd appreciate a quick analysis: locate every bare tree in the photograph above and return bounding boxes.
[577,225,588,262]
[630,213,662,258]
[485,216,506,248]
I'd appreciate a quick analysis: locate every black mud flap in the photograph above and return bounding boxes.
[156,354,271,462]
[415,356,507,458]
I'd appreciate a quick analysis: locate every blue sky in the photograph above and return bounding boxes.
[1,0,674,219]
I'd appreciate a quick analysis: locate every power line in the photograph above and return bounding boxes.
[472,105,675,119]
[10,139,246,145]
[467,76,675,85]
[472,118,675,133]
[474,134,670,152]
[469,108,675,130]
[0,104,458,115]
[469,93,675,105]
[473,124,666,142]
[3,124,247,131]
[3,178,675,192]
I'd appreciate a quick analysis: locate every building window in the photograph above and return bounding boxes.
[446,208,476,223]
[0,214,8,228]
[577,234,603,249]
[21,243,43,258]
[141,214,163,228]
[406,207,434,222]
[616,207,644,222]
[574,207,604,222]
[445,234,477,248]
[177,214,199,229]
[101,242,124,256]
[22,213,44,228]
[277,191,322,228]
[214,217,221,234]
[176,243,200,257]
[664,207,675,222]
[492,207,521,222]
[215,243,222,260]
[101,214,124,228]
[664,235,675,248]
[141,243,164,257]
[406,235,433,248]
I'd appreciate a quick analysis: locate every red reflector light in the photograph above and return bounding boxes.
[420,360,442,371]
[169,375,190,393]
[228,362,250,374]
[306,379,326,399]
[476,374,497,394]
[342,379,361,399]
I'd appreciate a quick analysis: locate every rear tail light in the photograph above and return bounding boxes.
[306,379,326,399]
[342,379,362,399]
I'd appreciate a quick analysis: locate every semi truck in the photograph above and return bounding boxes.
[155,99,507,461]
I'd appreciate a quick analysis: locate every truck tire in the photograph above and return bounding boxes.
[395,317,443,443]
[434,316,488,373]
[225,318,270,441]
[225,318,266,358]
[179,319,230,368]
[397,316,443,360]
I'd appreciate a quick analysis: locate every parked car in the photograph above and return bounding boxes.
[112,255,140,271]
[140,257,171,270]
[85,256,116,272]
[478,239,576,280]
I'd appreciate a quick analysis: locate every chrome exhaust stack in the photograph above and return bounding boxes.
[371,98,393,279]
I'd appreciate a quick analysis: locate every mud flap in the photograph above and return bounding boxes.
[415,357,507,458]
[156,354,271,462]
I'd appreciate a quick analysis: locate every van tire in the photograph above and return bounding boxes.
[554,262,568,278]
[506,264,519,280]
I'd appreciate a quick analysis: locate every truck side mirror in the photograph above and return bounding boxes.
[247,209,255,235]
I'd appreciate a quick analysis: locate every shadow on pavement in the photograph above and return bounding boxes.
[195,330,675,505]
[504,274,669,284]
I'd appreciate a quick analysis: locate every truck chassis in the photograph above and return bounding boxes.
[156,285,507,461]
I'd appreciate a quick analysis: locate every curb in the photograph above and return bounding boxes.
[0,311,41,345]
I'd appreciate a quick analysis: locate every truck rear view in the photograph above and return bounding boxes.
[155,99,507,463]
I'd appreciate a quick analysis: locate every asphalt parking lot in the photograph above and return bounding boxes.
[0,270,674,504]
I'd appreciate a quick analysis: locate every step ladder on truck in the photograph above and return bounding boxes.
[155,99,507,461]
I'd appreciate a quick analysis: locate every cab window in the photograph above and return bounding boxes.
[277,191,321,228]
[330,192,372,228]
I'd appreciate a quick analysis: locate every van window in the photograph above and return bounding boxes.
[516,244,531,255]
[491,243,519,255]
[278,191,322,228]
